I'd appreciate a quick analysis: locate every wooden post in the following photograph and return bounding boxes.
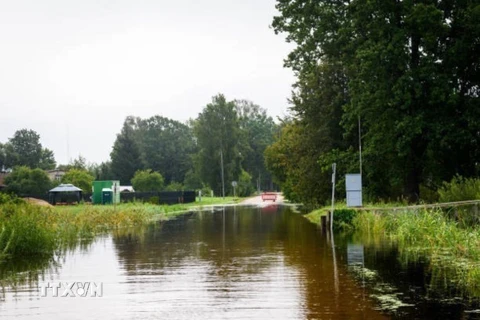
[321,215,327,232]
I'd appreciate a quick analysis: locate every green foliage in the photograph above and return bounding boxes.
[235,100,277,191]
[193,94,242,196]
[164,181,183,191]
[353,208,480,296]
[0,143,5,170]
[419,184,440,203]
[0,193,24,205]
[3,129,56,170]
[148,196,159,204]
[131,169,164,192]
[271,0,480,203]
[4,166,52,195]
[137,116,196,184]
[110,118,143,184]
[183,169,203,190]
[237,170,254,197]
[89,161,114,181]
[333,209,357,232]
[61,169,94,193]
[438,176,480,202]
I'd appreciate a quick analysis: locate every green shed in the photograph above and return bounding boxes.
[92,180,120,204]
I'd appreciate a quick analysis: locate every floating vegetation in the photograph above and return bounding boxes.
[347,264,414,313]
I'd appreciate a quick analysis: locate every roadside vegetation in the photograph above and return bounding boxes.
[0,194,241,264]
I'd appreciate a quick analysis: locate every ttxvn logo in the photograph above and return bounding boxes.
[39,282,103,297]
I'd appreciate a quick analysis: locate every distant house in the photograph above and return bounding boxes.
[119,186,135,193]
[46,169,65,182]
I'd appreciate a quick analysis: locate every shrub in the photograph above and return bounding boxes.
[438,175,480,202]
[164,181,183,191]
[131,169,164,192]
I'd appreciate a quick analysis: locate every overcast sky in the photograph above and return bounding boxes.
[0,0,295,165]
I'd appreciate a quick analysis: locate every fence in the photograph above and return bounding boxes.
[17,191,196,205]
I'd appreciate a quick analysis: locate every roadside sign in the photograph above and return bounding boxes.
[231,181,237,187]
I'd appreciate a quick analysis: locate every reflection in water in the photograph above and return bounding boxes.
[1,206,479,319]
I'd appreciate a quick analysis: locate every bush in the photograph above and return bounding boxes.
[131,169,164,192]
[438,175,480,202]
[164,181,183,191]
[419,184,440,203]
[61,168,94,193]
[333,209,357,231]
[4,166,52,195]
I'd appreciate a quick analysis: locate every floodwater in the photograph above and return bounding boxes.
[0,205,479,319]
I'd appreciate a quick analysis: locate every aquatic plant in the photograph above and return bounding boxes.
[353,208,480,297]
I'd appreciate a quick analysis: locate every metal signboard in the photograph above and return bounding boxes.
[346,174,362,207]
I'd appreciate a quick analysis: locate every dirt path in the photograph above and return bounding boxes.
[240,193,284,207]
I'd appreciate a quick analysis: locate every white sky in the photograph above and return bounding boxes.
[0,0,294,165]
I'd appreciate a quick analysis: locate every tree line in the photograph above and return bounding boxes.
[1,94,278,197]
[110,94,278,196]
[266,0,479,206]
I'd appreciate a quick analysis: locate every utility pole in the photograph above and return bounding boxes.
[358,115,362,175]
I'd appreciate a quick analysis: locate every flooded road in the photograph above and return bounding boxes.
[0,205,479,319]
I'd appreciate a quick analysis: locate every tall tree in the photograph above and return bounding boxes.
[4,129,55,169]
[137,116,196,184]
[39,148,56,170]
[235,100,278,191]
[110,117,143,185]
[194,94,242,196]
[271,0,480,202]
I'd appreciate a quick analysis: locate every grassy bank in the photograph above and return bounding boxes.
[0,195,241,263]
[303,201,480,297]
[353,208,480,296]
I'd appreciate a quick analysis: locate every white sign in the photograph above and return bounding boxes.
[231,181,237,187]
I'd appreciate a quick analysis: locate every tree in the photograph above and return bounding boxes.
[61,169,94,193]
[271,0,480,202]
[131,169,164,192]
[137,116,196,184]
[89,161,114,181]
[235,100,278,192]
[4,166,52,195]
[0,143,5,170]
[110,117,143,184]
[4,129,56,170]
[39,148,56,170]
[193,94,242,196]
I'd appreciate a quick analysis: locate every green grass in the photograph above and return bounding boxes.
[0,196,242,263]
[353,208,480,297]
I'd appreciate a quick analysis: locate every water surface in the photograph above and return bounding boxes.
[0,205,478,319]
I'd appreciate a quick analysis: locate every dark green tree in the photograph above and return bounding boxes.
[235,100,278,192]
[136,116,196,184]
[0,143,5,170]
[193,94,242,196]
[89,161,114,181]
[110,117,143,185]
[271,0,480,202]
[4,129,55,170]
[131,169,164,192]
[61,169,94,193]
[39,148,56,170]
[4,166,52,195]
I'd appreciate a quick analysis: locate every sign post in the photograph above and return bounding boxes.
[231,181,237,199]
[330,163,336,233]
